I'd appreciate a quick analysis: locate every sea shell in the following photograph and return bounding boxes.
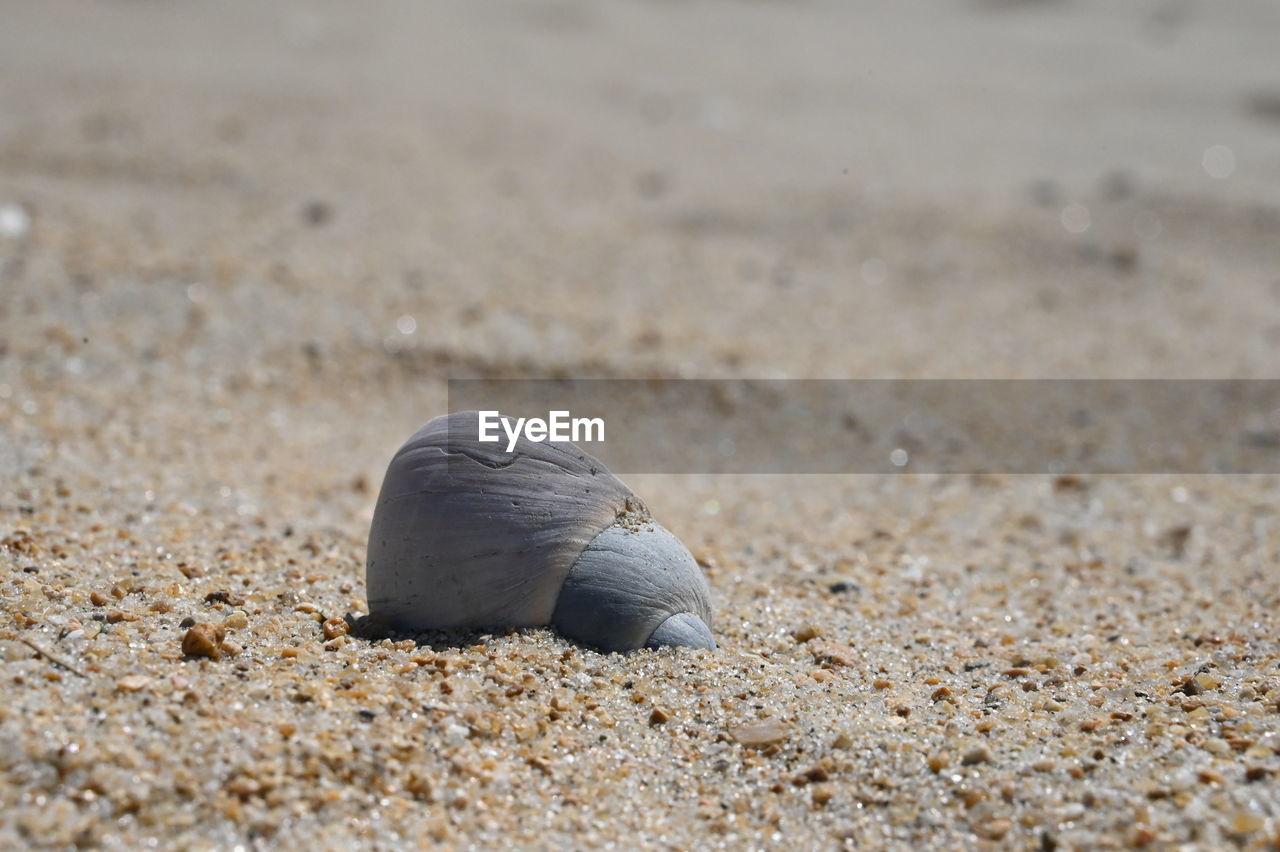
[366,411,714,651]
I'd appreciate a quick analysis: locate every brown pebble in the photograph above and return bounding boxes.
[322,616,349,640]
[1161,525,1192,558]
[1194,672,1220,691]
[89,591,110,607]
[793,624,822,643]
[1053,474,1088,493]
[204,589,245,607]
[225,776,259,798]
[1178,677,1205,696]
[105,610,137,623]
[810,783,835,806]
[799,763,831,783]
[1130,826,1157,847]
[927,753,949,773]
[729,720,789,748]
[977,818,1011,840]
[181,622,224,660]
[873,678,892,690]
[405,772,433,800]
[1227,737,1253,752]
[962,746,993,765]
[648,707,670,726]
[1244,766,1270,782]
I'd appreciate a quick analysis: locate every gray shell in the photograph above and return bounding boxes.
[365,411,714,651]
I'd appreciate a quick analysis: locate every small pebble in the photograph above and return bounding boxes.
[809,640,857,667]
[181,622,224,660]
[322,616,349,640]
[729,721,789,748]
[1194,672,1220,691]
[793,624,822,643]
[810,783,835,807]
[797,763,831,784]
[977,818,1011,840]
[1230,812,1265,834]
[1130,826,1157,847]
[962,747,993,765]
[1179,677,1205,696]
[1202,737,1230,756]
[0,202,31,239]
[1243,766,1270,782]
[204,590,245,607]
[116,675,151,692]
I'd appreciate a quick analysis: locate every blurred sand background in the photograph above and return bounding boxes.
[2,0,1280,848]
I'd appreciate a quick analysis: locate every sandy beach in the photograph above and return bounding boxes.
[3,0,1280,848]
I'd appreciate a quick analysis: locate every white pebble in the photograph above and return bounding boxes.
[0,203,31,239]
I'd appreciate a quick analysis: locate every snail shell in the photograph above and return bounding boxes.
[365,411,714,651]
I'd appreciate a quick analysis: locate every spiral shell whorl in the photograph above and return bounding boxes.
[552,517,715,652]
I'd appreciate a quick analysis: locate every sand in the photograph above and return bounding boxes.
[2,0,1279,848]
